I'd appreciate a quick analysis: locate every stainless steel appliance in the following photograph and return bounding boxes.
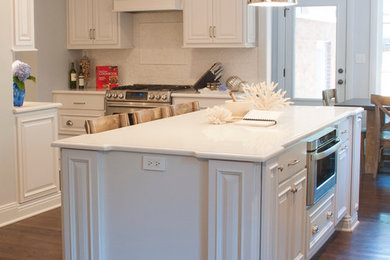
[306,127,341,206]
[105,84,192,124]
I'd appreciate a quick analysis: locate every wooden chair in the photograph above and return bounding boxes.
[169,101,200,116]
[322,89,338,106]
[85,113,130,134]
[370,94,390,177]
[132,107,170,125]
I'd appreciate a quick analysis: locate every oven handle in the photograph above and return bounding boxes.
[312,139,342,161]
[106,102,169,108]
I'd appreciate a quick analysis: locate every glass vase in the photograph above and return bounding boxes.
[13,82,25,107]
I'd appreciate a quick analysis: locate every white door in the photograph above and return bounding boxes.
[67,0,93,45]
[93,0,119,45]
[183,0,213,44]
[282,0,346,104]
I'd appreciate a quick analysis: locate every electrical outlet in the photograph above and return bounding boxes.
[142,156,167,171]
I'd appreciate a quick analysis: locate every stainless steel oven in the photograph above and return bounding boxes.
[105,84,191,124]
[306,127,341,206]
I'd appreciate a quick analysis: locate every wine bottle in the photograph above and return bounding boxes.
[69,62,77,89]
[78,65,85,90]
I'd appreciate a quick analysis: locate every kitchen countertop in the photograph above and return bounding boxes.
[52,106,363,162]
[52,89,106,95]
[13,101,62,114]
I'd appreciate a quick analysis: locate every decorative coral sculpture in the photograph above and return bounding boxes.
[206,106,232,124]
[243,81,293,110]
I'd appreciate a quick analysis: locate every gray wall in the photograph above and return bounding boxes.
[35,0,80,101]
[0,0,17,206]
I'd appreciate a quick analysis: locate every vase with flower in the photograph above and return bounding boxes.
[12,60,36,107]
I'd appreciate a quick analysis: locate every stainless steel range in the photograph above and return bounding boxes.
[105,84,192,124]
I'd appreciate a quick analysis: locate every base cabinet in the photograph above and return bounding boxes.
[277,169,306,260]
[15,108,60,203]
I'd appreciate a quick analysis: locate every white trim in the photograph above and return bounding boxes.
[369,0,382,95]
[0,192,61,228]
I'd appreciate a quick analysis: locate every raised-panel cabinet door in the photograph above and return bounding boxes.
[183,0,213,44]
[16,112,59,203]
[93,0,119,45]
[13,0,35,50]
[277,183,292,260]
[67,0,93,46]
[335,141,351,223]
[213,0,242,44]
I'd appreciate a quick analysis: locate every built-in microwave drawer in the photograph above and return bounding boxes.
[53,92,105,110]
[277,142,307,184]
[307,191,335,251]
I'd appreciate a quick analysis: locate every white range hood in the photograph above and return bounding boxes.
[113,0,183,12]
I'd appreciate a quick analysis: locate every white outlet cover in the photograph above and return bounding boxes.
[142,155,167,171]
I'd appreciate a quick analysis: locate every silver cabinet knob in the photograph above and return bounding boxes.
[66,120,73,126]
[312,225,319,234]
[327,211,334,219]
[290,187,298,193]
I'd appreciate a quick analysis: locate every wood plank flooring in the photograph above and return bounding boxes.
[0,173,389,260]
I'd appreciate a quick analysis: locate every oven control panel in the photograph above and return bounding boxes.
[105,90,171,103]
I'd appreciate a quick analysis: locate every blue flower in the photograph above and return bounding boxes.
[12,60,36,91]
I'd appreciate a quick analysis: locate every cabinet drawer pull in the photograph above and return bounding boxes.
[73,102,86,105]
[66,120,73,126]
[312,225,319,234]
[89,29,93,40]
[290,187,298,193]
[326,211,334,219]
[341,130,348,134]
[209,26,213,38]
[277,166,284,172]
[288,160,300,167]
[213,26,216,38]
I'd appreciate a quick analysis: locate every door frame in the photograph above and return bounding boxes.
[273,0,347,105]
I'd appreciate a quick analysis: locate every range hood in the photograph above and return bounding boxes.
[113,0,183,12]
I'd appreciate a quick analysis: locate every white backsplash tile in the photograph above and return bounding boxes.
[85,11,259,88]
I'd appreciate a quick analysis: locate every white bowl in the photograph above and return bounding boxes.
[225,100,253,117]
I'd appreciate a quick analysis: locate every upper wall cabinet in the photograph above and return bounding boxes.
[183,0,256,48]
[13,0,36,51]
[67,0,133,49]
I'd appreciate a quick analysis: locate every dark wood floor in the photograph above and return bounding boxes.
[0,173,389,260]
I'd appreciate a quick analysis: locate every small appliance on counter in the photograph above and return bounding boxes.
[193,63,224,91]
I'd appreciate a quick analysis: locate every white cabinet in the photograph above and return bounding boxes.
[335,117,352,224]
[14,103,60,203]
[53,90,105,138]
[12,0,36,51]
[277,169,306,260]
[67,0,132,49]
[261,142,306,260]
[183,0,256,48]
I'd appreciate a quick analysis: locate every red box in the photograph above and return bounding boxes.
[96,66,118,90]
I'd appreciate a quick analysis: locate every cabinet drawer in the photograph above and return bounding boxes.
[58,110,104,135]
[308,192,335,250]
[277,142,306,183]
[53,92,105,110]
[337,117,352,142]
[173,96,230,109]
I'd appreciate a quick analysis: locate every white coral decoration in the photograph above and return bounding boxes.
[206,106,232,124]
[243,81,293,110]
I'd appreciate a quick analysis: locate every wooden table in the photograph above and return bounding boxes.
[335,98,378,175]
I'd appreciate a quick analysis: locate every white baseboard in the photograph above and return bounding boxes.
[0,192,61,228]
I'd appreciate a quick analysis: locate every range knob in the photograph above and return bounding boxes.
[118,93,124,99]
[161,94,168,101]
[106,93,112,98]
[112,93,118,98]
[149,93,155,99]
[155,94,161,100]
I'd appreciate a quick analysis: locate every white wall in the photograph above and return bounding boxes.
[83,11,261,88]
[0,0,17,206]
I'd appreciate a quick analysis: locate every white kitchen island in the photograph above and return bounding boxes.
[53,105,363,260]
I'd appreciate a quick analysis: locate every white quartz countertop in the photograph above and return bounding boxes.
[52,106,363,162]
[13,101,62,114]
